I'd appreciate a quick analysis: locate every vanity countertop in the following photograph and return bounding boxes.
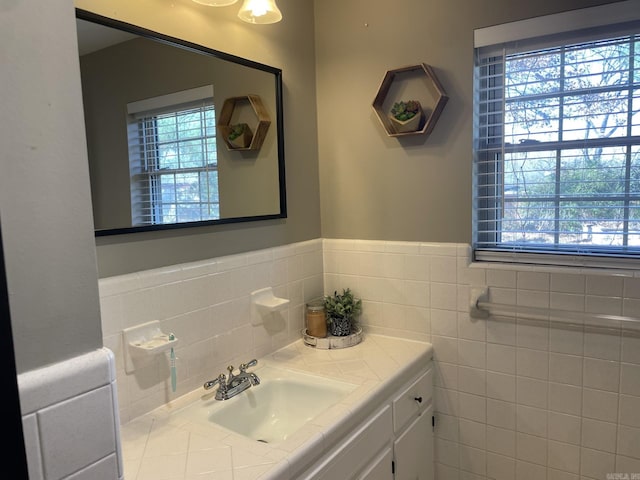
[120,334,433,480]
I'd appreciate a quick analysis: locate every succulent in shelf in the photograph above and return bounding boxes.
[390,100,422,122]
[228,123,249,141]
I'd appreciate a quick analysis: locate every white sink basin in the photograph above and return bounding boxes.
[174,366,357,444]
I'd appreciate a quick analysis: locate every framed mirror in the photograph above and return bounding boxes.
[75,9,286,237]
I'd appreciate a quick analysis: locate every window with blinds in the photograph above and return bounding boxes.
[473,12,640,269]
[127,86,219,226]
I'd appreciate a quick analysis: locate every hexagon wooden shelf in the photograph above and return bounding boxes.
[217,94,271,151]
[372,63,448,138]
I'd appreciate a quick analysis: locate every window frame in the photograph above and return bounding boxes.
[127,86,220,227]
[472,1,640,270]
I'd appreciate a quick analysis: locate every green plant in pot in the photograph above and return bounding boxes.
[389,100,423,133]
[324,288,362,336]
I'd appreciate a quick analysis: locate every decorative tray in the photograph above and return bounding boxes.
[302,327,363,349]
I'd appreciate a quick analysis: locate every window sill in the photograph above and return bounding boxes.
[469,260,640,277]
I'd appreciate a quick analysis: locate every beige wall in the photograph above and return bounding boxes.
[75,0,321,277]
[314,0,624,243]
[77,0,625,277]
[1,0,102,373]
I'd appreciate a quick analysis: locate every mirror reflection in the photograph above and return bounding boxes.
[76,11,286,236]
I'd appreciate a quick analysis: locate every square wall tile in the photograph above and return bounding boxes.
[516,459,546,479]
[459,419,486,449]
[516,376,548,409]
[487,452,515,480]
[516,432,547,465]
[458,445,486,476]
[487,399,516,430]
[619,394,640,428]
[620,363,640,396]
[458,367,486,396]
[583,358,620,392]
[586,275,624,296]
[517,272,549,291]
[548,383,582,416]
[516,348,549,380]
[547,411,581,445]
[547,440,580,474]
[580,447,615,479]
[582,388,618,423]
[584,331,621,361]
[550,292,585,312]
[487,344,516,375]
[617,425,640,459]
[38,386,116,480]
[458,339,486,369]
[581,418,617,453]
[486,426,516,457]
[549,327,584,356]
[459,393,486,423]
[516,321,549,351]
[486,372,516,403]
[550,273,585,294]
[548,353,583,386]
[431,282,458,311]
[516,405,547,437]
[487,270,516,288]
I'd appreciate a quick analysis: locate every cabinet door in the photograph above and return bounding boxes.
[358,447,393,480]
[393,406,433,480]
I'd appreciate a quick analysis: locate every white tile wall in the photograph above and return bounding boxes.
[323,239,640,480]
[99,239,324,423]
[18,348,122,480]
[100,237,640,479]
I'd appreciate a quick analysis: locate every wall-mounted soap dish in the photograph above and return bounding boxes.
[251,287,290,326]
[123,320,178,373]
[129,332,178,355]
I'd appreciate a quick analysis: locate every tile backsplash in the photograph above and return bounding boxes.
[323,239,640,480]
[99,239,324,423]
[101,237,640,479]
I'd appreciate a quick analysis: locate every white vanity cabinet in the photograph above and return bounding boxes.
[300,361,433,480]
[392,368,434,480]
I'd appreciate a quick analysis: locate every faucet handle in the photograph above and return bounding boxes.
[204,373,227,390]
[240,359,257,372]
[216,373,228,392]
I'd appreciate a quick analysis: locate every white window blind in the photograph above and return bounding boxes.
[473,5,640,269]
[127,86,220,226]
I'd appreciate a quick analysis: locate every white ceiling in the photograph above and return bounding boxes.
[76,19,137,56]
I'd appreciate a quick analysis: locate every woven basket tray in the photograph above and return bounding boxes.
[302,326,363,349]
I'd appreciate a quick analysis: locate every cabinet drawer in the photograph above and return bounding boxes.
[392,368,433,433]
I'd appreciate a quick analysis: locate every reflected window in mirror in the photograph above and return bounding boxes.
[126,85,220,225]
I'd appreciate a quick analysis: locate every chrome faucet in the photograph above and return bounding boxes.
[203,359,260,400]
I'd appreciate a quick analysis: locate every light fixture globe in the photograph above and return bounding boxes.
[238,0,282,24]
[192,0,238,6]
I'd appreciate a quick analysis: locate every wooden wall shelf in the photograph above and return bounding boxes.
[217,94,271,151]
[372,63,448,138]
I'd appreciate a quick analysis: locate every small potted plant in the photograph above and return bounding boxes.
[389,100,423,133]
[324,288,362,336]
[227,122,253,148]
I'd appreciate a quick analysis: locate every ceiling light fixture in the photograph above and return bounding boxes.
[192,0,238,6]
[237,0,282,24]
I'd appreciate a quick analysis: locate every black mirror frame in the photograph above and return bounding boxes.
[76,9,287,237]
